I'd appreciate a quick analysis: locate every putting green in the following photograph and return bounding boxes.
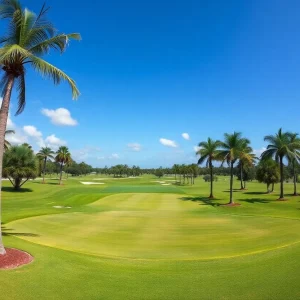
[9,193,300,260]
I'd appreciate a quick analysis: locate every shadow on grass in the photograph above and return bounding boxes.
[32,181,60,186]
[1,226,39,237]
[243,191,268,195]
[1,187,33,193]
[179,196,220,207]
[239,198,271,204]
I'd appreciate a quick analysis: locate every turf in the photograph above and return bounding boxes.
[1,175,300,299]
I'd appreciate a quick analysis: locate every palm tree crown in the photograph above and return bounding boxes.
[261,128,300,199]
[4,129,14,150]
[0,0,80,114]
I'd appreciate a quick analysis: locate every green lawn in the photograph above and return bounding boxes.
[1,175,300,299]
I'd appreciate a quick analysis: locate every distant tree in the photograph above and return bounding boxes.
[261,128,300,199]
[256,159,280,193]
[203,174,218,182]
[197,138,221,198]
[288,133,300,196]
[55,146,72,185]
[3,145,37,190]
[37,147,55,183]
[155,167,164,178]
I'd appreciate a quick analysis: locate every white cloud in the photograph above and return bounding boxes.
[127,143,142,152]
[159,138,178,148]
[254,147,266,157]
[23,125,45,147]
[194,146,201,152]
[109,153,120,159]
[182,133,190,140]
[6,132,28,145]
[97,156,105,160]
[41,108,78,126]
[45,134,66,148]
[72,146,102,161]
[23,125,42,138]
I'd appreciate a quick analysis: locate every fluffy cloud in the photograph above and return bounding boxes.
[182,133,190,140]
[127,143,142,152]
[45,134,66,148]
[23,125,45,147]
[41,108,78,126]
[253,147,266,157]
[193,146,201,152]
[159,138,178,148]
[109,153,120,159]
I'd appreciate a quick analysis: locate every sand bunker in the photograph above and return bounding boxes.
[80,182,105,185]
[53,206,72,209]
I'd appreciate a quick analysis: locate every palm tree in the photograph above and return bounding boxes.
[238,140,256,190]
[37,147,55,183]
[262,129,300,200]
[288,133,300,196]
[55,146,72,185]
[197,138,221,198]
[219,132,249,205]
[4,129,14,150]
[0,1,80,255]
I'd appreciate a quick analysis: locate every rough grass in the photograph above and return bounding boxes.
[1,175,300,299]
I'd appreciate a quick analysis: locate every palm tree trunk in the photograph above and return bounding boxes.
[293,161,297,196]
[271,183,274,192]
[0,74,15,255]
[279,156,284,199]
[59,163,63,185]
[209,162,214,198]
[229,161,234,204]
[43,157,47,183]
[240,165,244,189]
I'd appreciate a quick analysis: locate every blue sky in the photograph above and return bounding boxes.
[3,0,300,167]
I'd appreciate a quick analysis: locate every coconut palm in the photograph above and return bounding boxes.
[55,146,72,185]
[288,133,300,196]
[4,129,14,150]
[37,147,55,183]
[197,138,221,198]
[0,1,80,254]
[261,128,300,200]
[238,140,256,190]
[219,132,249,205]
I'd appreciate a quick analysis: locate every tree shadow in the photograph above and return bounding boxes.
[1,225,39,237]
[32,181,60,186]
[179,196,220,207]
[239,198,271,204]
[243,192,268,195]
[222,189,243,193]
[1,187,33,193]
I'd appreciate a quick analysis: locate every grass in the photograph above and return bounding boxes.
[1,175,300,299]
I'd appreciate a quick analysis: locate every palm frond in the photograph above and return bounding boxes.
[15,72,25,115]
[30,56,80,99]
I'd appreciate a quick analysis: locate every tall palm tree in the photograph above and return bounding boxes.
[37,147,55,183]
[55,146,72,185]
[219,132,249,205]
[288,133,300,196]
[4,129,14,150]
[0,1,80,255]
[261,128,300,200]
[197,138,221,198]
[238,140,256,190]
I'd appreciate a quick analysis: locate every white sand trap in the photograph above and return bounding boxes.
[161,183,171,186]
[81,182,105,185]
[53,206,72,209]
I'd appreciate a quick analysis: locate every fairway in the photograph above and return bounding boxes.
[9,193,300,260]
[2,176,300,300]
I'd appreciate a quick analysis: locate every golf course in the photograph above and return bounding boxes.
[1,175,300,299]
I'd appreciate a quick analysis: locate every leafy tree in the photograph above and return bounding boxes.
[219,132,249,205]
[155,167,164,178]
[3,145,37,190]
[37,147,55,183]
[55,146,72,185]
[256,159,280,193]
[203,174,218,182]
[0,1,80,254]
[261,128,300,199]
[197,138,221,198]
